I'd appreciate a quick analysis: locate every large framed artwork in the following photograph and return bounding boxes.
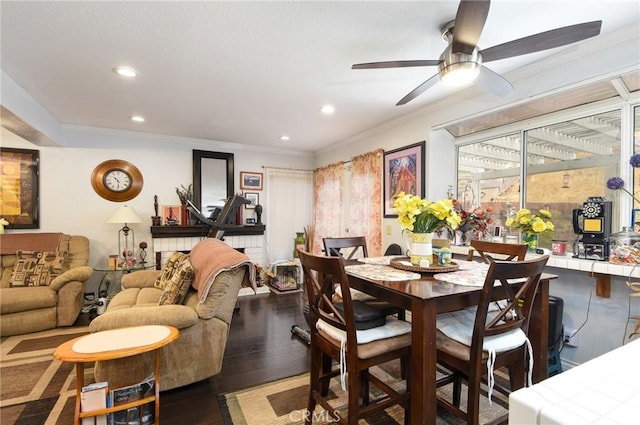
[0,147,40,229]
[383,141,425,217]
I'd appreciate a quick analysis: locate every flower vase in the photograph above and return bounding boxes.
[293,232,306,258]
[409,232,434,266]
[180,204,189,226]
[521,233,539,251]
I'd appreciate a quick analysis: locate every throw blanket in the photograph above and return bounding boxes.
[0,233,62,255]
[190,238,257,302]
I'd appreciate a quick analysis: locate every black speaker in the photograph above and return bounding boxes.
[548,296,564,351]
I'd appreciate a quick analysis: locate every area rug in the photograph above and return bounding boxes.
[219,361,509,425]
[0,326,92,425]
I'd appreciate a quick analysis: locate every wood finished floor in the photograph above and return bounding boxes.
[160,290,310,424]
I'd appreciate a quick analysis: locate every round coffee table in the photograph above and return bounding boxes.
[53,325,179,425]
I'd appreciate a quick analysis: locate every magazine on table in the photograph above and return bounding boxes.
[108,374,155,425]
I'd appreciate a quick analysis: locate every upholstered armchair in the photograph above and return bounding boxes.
[88,238,256,391]
[0,233,93,336]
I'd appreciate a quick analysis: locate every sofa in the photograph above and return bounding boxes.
[0,233,93,336]
[88,238,256,391]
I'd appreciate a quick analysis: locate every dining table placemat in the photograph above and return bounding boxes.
[345,264,421,281]
[433,260,526,287]
[357,255,405,265]
[432,260,490,286]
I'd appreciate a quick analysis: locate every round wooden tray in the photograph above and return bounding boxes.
[389,258,460,273]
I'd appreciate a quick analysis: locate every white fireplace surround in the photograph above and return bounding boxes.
[153,234,265,267]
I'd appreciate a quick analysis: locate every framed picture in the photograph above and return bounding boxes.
[162,205,182,225]
[240,171,263,190]
[0,147,40,229]
[244,192,259,209]
[383,141,425,217]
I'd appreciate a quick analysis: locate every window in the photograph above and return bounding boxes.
[457,133,521,231]
[457,109,624,247]
[525,110,621,245]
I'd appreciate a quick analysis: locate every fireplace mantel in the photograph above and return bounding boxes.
[150,224,265,238]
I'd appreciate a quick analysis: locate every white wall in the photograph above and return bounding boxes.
[1,127,314,292]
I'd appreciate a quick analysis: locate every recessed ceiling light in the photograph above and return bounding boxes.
[130,115,145,122]
[113,67,139,78]
[321,105,335,115]
[280,135,290,141]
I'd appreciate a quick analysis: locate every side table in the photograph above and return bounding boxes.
[53,325,179,425]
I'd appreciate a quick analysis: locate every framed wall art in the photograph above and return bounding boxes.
[383,141,425,217]
[162,205,182,225]
[240,171,263,190]
[244,192,259,209]
[0,147,40,229]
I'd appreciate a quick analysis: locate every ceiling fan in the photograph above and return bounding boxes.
[352,0,602,106]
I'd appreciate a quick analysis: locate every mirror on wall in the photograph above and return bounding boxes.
[192,150,234,218]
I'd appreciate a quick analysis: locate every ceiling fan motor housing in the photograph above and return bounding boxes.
[439,46,482,85]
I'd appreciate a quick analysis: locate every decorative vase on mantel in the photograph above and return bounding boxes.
[180,204,189,226]
[408,232,434,266]
[521,233,539,252]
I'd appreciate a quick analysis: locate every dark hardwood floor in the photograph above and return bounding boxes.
[160,290,310,424]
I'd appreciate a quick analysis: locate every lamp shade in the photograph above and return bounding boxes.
[107,205,142,224]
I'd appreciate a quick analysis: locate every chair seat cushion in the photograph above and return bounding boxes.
[333,300,386,330]
[317,316,411,345]
[436,307,528,353]
[0,286,56,314]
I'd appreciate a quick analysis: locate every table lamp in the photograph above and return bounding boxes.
[107,205,142,266]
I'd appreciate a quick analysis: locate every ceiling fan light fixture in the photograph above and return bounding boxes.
[113,66,139,78]
[440,61,481,87]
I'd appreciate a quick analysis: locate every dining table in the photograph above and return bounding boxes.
[344,257,557,425]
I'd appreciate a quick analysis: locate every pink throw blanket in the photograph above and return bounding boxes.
[190,238,257,302]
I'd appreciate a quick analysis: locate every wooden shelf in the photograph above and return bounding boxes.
[150,224,265,238]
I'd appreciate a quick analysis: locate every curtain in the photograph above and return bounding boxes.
[350,149,383,256]
[264,167,314,263]
[311,162,344,254]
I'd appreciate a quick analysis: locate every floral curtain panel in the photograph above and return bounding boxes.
[350,149,383,256]
[312,162,344,254]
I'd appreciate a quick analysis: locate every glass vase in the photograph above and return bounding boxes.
[521,233,539,251]
[293,232,306,258]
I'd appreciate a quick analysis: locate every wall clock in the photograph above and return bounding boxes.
[91,159,143,202]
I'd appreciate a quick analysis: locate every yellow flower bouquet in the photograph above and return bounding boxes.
[393,192,461,234]
[505,208,554,236]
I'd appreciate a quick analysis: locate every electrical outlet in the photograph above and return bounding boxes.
[564,327,579,347]
[386,224,393,235]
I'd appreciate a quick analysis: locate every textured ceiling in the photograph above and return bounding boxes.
[2,1,639,153]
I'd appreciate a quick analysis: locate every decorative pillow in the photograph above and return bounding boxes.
[10,250,68,287]
[154,252,189,290]
[158,257,194,305]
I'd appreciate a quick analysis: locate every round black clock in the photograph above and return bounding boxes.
[91,159,143,202]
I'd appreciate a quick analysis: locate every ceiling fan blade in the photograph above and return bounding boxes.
[474,66,514,97]
[396,74,440,106]
[352,60,440,69]
[481,20,602,63]
[451,0,490,55]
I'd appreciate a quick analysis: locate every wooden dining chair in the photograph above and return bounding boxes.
[323,237,406,320]
[434,255,549,425]
[297,249,411,425]
[466,239,527,263]
[323,236,369,259]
